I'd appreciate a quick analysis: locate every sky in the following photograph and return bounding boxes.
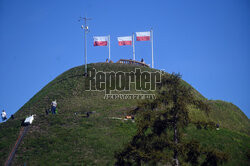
[0,0,249,120]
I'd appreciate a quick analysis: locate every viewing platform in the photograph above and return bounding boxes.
[116,59,149,67]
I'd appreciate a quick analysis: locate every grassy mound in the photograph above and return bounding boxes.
[0,63,249,165]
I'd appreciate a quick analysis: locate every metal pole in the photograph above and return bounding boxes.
[133,33,135,61]
[151,29,154,68]
[79,16,91,76]
[84,19,87,74]
[108,35,111,60]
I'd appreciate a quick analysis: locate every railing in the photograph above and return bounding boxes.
[116,59,149,67]
[5,126,30,166]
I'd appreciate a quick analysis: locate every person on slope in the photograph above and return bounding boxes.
[51,100,57,114]
[1,110,7,121]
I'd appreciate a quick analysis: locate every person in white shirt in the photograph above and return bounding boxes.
[1,110,7,121]
[51,100,57,114]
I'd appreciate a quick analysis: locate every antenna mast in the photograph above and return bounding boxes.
[79,16,91,76]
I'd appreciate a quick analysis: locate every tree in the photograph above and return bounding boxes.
[115,73,228,165]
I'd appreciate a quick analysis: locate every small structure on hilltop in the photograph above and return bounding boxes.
[116,59,149,67]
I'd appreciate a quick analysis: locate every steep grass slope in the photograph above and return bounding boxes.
[0,63,249,165]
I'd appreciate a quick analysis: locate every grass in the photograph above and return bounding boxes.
[13,115,137,165]
[185,125,250,166]
[0,63,249,165]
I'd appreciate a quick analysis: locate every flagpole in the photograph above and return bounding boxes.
[151,29,154,68]
[84,20,87,74]
[133,33,135,61]
[79,16,91,76]
[108,35,111,60]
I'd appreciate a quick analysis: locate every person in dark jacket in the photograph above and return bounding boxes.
[11,114,14,119]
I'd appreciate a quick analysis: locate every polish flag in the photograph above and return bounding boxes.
[118,36,132,46]
[136,31,150,41]
[93,36,108,46]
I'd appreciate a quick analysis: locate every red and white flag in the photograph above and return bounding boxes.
[117,36,132,46]
[93,36,109,46]
[136,31,150,41]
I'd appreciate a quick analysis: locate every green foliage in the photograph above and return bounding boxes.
[115,73,228,165]
[201,149,229,166]
[193,121,216,130]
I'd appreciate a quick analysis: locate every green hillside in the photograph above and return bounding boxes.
[0,63,249,165]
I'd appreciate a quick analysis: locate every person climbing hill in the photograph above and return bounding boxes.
[1,110,7,121]
[51,100,57,114]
